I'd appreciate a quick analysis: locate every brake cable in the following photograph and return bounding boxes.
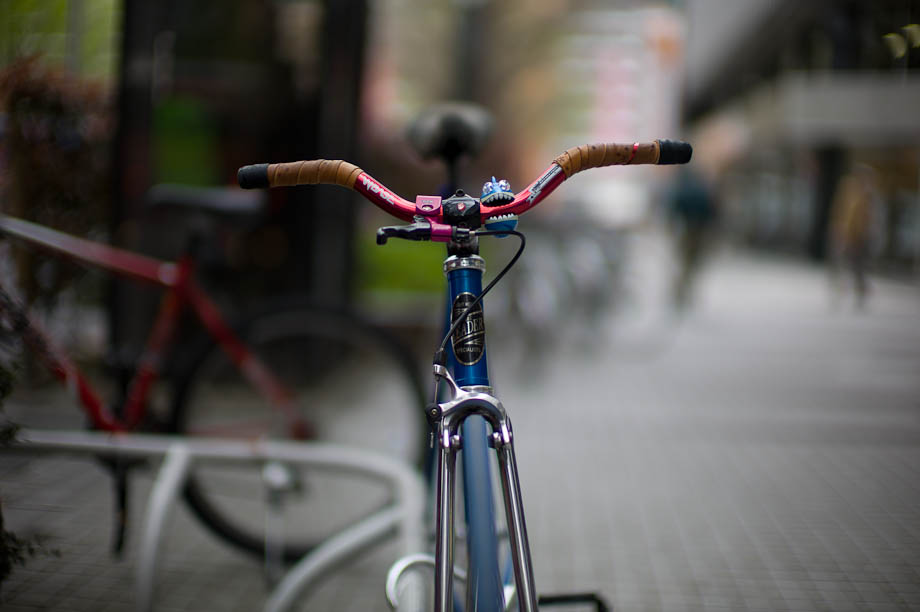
[432,229,526,400]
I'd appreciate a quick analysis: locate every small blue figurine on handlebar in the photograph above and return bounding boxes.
[482,177,518,237]
[481,177,514,205]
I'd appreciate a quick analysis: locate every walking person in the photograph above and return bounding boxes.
[829,163,880,309]
[666,167,718,311]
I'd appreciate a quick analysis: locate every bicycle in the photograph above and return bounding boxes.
[0,194,427,563]
[237,137,692,610]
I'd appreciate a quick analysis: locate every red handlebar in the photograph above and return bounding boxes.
[237,139,691,223]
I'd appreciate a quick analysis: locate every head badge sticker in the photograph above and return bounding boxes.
[451,292,485,366]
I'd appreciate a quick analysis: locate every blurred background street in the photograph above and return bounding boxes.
[1,240,919,611]
[2,0,920,610]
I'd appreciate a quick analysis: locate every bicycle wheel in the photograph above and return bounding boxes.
[461,416,506,611]
[169,298,428,561]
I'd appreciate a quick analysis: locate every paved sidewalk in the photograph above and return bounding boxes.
[2,241,919,611]
[511,247,920,612]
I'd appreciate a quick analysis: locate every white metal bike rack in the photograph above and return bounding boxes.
[16,429,427,612]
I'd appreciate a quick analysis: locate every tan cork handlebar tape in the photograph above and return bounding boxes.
[267,159,363,189]
[554,141,660,177]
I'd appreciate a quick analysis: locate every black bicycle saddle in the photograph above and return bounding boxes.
[407,103,494,164]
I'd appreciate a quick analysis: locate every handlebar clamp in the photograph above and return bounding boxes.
[442,192,481,230]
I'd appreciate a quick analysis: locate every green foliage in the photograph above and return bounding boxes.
[0,0,69,65]
[0,56,113,305]
[0,0,120,80]
[0,526,59,593]
[0,319,32,594]
[153,97,221,186]
[0,363,11,405]
[0,358,14,446]
[353,220,506,297]
[355,232,445,295]
[0,420,20,447]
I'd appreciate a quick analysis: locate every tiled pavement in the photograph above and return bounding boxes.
[2,240,919,611]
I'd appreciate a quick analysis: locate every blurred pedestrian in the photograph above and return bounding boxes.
[666,167,718,310]
[829,164,880,309]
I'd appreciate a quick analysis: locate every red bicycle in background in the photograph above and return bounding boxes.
[0,199,427,561]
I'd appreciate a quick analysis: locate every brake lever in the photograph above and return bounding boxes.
[376,219,471,245]
[376,221,432,245]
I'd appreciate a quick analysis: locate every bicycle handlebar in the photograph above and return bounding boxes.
[238,139,691,223]
[554,139,691,175]
[238,159,363,190]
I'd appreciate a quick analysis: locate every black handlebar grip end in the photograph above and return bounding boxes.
[238,163,271,189]
[657,140,693,165]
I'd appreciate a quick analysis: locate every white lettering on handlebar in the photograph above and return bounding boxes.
[525,165,563,203]
[359,175,397,205]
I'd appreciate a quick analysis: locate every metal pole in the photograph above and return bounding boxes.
[137,443,192,612]
[264,507,404,612]
[15,430,426,611]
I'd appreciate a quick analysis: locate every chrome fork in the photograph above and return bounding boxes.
[430,364,538,612]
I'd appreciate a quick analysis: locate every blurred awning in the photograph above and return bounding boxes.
[724,72,920,148]
[684,0,815,120]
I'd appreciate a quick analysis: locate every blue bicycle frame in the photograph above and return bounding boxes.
[447,256,504,610]
[433,252,538,612]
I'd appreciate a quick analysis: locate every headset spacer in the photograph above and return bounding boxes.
[443,255,486,275]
